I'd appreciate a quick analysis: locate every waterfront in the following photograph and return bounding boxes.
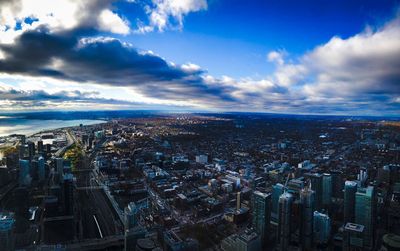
[0,117,104,137]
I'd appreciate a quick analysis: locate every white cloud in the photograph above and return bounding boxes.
[0,0,130,44]
[181,63,201,73]
[97,9,130,35]
[267,50,286,65]
[135,0,207,33]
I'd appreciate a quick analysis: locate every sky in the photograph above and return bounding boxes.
[0,0,399,116]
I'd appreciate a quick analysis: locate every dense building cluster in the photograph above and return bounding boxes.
[0,114,399,250]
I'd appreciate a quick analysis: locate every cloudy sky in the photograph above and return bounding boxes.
[0,0,399,115]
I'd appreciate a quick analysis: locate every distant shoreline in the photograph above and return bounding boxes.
[0,119,106,138]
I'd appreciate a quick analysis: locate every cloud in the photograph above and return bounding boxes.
[267,50,286,66]
[0,29,236,107]
[0,0,130,44]
[97,9,130,35]
[0,84,146,110]
[0,0,399,115]
[134,0,207,33]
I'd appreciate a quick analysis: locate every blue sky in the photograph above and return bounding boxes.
[0,0,399,115]
[121,0,399,77]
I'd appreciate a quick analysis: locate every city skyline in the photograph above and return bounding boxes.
[0,0,400,115]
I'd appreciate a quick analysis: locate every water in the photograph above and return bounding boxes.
[0,110,167,138]
[0,116,105,137]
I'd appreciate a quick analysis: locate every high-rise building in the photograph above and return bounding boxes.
[63,174,74,215]
[0,212,16,251]
[322,173,332,208]
[305,173,323,210]
[344,181,358,223]
[27,141,35,159]
[38,156,45,182]
[237,192,241,210]
[277,192,293,251]
[124,202,138,230]
[343,222,364,251]
[19,159,31,187]
[37,140,44,154]
[300,188,315,250]
[19,144,27,159]
[313,211,331,246]
[287,178,305,196]
[355,186,375,249]
[31,159,38,181]
[252,191,271,246]
[271,183,284,221]
[55,158,64,182]
[330,170,344,199]
[45,143,51,154]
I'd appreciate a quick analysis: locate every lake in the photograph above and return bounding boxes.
[0,116,105,137]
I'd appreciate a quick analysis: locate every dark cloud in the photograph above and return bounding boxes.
[0,86,144,108]
[0,27,236,104]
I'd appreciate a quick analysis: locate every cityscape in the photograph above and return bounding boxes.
[0,112,399,250]
[0,0,400,251]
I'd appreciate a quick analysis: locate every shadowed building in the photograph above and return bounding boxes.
[300,188,315,250]
[355,186,376,249]
[344,181,358,223]
[252,191,271,247]
[277,192,293,251]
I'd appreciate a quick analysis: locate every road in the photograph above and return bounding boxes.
[70,130,123,241]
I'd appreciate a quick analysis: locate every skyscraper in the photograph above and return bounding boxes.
[27,141,35,159]
[19,159,31,187]
[63,173,74,215]
[355,186,375,249]
[38,156,45,182]
[272,183,284,222]
[37,140,44,154]
[0,212,16,251]
[344,181,358,223]
[313,211,331,246]
[305,173,323,210]
[252,191,271,247]
[322,173,332,209]
[277,192,293,251]
[125,202,138,230]
[55,158,64,182]
[300,188,315,250]
[330,170,344,199]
